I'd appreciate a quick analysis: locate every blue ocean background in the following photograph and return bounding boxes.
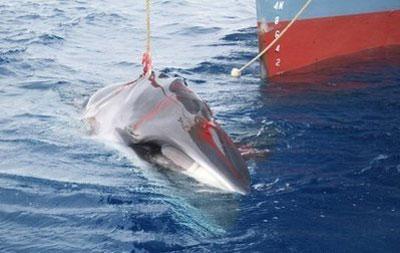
[1,0,400,252]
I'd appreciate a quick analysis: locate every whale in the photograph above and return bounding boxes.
[83,72,251,194]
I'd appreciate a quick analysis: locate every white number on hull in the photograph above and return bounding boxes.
[275,58,281,67]
[273,1,285,10]
[274,16,280,25]
[272,1,284,69]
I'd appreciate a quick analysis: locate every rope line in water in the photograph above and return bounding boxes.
[231,0,313,77]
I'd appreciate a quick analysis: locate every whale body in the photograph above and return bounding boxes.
[83,72,251,194]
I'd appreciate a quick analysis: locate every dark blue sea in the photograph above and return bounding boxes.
[1,1,400,252]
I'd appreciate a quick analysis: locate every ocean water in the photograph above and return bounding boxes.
[1,0,400,252]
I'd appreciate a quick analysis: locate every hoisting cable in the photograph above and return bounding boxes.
[230,0,313,77]
[142,0,152,77]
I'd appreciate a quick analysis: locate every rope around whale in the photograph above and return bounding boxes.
[230,0,313,77]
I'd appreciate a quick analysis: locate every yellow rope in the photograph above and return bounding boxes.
[231,0,313,77]
[145,0,151,53]
[142,0,152,76]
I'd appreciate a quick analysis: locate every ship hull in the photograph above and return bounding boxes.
[256,0,400,78]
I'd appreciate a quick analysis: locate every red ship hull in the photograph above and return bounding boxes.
[257,4,400,78]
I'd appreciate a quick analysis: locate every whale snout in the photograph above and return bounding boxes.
[183,117,251,194]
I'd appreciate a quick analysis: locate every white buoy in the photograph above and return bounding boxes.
[231,68,241,78]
